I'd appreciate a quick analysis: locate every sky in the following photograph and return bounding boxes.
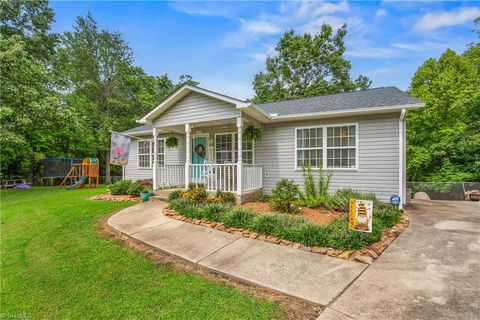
[50,1,479,100]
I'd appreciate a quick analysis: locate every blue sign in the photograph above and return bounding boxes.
[390,195,401,205]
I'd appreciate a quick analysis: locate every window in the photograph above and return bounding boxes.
[215,133,254,164]
[138,140,151,168]
[137,139,165,168]
[215,134,233,163]
[326,125,356,169]
[295,127,323,168]
[295,124,357,170]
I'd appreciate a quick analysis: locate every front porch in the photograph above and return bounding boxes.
[151,115,263,200]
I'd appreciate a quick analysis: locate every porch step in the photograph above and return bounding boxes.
[150,195,167,202]
[152,188,181,202]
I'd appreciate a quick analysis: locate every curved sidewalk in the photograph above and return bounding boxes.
[107,201,367,306]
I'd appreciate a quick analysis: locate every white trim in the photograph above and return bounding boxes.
[294,123,359,171]
[399,109,406,209]
[138,85,249,123]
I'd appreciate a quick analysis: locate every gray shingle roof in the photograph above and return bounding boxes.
[256,87,421,116]
[121,124,152,135]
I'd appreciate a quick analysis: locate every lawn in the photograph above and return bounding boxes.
[0,187,281,319]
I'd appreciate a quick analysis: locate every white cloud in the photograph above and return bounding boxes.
[241,20,281,34]
[375,9,387,19]
[414,7,480,31]
[366,67,392,76]
[297,1,349,17]
[170,2,233,18]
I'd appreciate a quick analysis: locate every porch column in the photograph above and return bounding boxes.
[185,123,191,189]
[236,116,243,196]
[152,127,158,190]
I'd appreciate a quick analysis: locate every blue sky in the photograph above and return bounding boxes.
[50,1,479,100]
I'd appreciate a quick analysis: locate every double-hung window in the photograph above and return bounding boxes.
[295,124,357,170]
[326,125,356,169]
[295,127,323,168]
[137,139,165,168]
[214,133,254,164]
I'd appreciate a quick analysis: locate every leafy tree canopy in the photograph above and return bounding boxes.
[407,24,480,182]
[252,24,371,103]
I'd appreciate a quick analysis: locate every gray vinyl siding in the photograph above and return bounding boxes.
[153,92,239,127]
[124,133,186,181]
[255,113,400,202]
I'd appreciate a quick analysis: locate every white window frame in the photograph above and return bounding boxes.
[137,139,152,169]
[156,138,165,167]
[214,132,255,164]
[137,138,166,169]
[294,123,358,171]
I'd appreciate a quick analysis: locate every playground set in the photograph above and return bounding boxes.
[58,157,100,189]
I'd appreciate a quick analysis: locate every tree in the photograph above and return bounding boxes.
[252,24,371,103]
[407,48,480,182]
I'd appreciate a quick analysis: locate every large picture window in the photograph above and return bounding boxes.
[137,139,165,168]
[295,124,357,170]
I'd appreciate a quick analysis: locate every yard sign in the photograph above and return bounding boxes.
[349,199,373,233]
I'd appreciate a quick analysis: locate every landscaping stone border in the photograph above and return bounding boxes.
[89,194,138,202]
[163,207,409,265]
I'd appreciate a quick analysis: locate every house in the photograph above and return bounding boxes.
[121,85,424,208]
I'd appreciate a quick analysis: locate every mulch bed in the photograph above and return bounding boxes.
[241,201,343,226]
[100,211,322,320]
[89,194,138,202]
[164,207,410,265]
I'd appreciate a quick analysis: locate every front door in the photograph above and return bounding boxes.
[192,136,207,178]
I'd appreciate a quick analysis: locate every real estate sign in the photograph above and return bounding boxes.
[349,199,373,233]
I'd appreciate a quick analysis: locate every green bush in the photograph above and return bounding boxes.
[108,180,132,195]
[215,191,237,204]
[126,181,143,196]
[256,194,271,202]
[269,179,299,213]
[184,184,208,203]
[200,203,231,221]
[167,190,182,202]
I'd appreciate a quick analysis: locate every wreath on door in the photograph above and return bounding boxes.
[194,144,206,158]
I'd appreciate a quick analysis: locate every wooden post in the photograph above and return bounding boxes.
[152,127,158,190]
[237,116,243,197]
[185,123,191,189]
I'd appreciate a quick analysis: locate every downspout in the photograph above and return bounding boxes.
[399,109,406,209]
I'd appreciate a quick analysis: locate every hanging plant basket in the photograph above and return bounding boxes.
[165,136,178,149]
[243,124,262,142]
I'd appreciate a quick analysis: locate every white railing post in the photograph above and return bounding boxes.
[185,123,191,189]
[237,116,243,196]
[152,127,158,190]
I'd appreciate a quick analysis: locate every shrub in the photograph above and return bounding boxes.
[256,194,271,202]
[269,179,299,213]
[167,190,182,202]
[138,179,153,188]
[215,191,237,204]
[200,203,231,221]
[108,180,132,195]
[184,184,208,203]
[126,181,143,196]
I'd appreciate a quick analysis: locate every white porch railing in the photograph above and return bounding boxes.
[242,164,263,191]
[157,165,185,188]
[189,163,237,192]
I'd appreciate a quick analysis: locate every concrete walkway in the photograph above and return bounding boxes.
[319,200,480,320]
[107,201,367,306]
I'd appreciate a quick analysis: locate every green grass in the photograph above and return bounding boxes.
[1,187,281,319]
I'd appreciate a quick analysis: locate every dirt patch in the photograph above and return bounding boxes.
[89,194,138,202]
[241,201,343,226]
[98,212,322,320]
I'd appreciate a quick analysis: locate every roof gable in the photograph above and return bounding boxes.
[138,84,249,124]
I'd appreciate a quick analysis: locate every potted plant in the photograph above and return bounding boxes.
[140,185,153,202]
[243,124,261,142]
[165,136,178,149]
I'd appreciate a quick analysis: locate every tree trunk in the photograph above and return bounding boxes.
[105,151,111,184]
